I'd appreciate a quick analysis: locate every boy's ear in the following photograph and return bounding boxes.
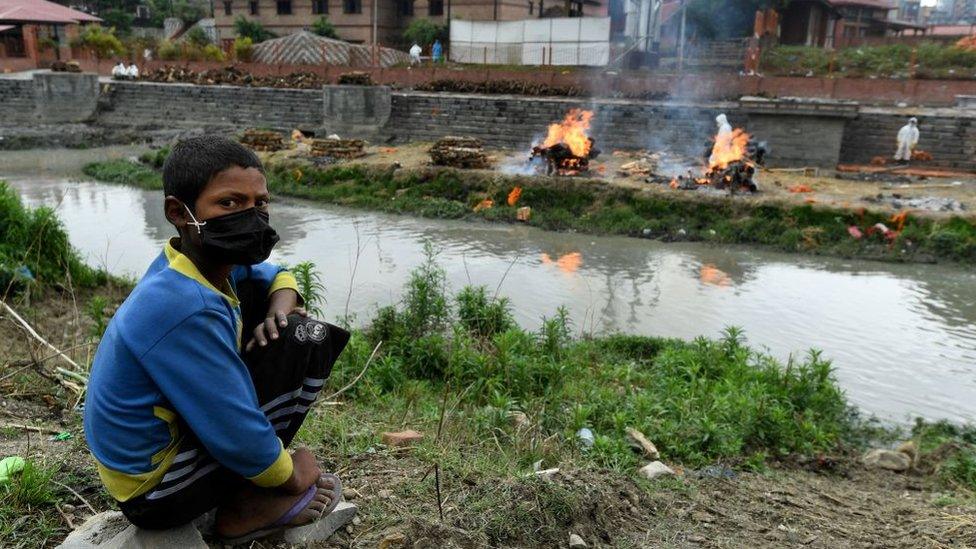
[164,196,189,231]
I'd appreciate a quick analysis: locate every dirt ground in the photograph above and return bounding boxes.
[317,142,976,221]
[2,288,975,548]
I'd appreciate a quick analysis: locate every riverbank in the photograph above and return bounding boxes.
[2,180,976,547]
[82,151,976,265]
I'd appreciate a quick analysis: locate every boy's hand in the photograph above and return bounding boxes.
[246,289,307,352]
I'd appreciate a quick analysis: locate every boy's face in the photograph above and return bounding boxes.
[192,166,270,220]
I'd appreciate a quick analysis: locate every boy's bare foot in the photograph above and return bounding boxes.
[214,476,337,539]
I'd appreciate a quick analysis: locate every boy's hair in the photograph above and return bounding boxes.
[162,135,264,207]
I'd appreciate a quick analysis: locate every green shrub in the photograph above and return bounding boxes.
[138,146,171,169]
[456,286,513,339]
[310,16,339,39]
[403,18,447,46]
[0,181,106,292]
[234,16,275,43]
[70,25,126,59]
[233,36,254,62]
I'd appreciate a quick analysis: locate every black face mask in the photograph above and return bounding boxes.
[184,204,280,265]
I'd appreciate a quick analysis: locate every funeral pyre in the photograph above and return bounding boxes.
[529,109,601,176]
[659,129,766,193]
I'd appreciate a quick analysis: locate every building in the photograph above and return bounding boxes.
[0,0,101,68]
[830,0,925,45]
[214,0,607,45]
[779,0,841,47]
[897,0,921,23]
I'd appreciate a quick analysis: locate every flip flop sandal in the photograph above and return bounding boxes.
[219,484,317,546]
[219,474,343,546]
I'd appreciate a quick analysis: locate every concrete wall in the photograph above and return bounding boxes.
[32,72,99,124]
[3,74,976,171]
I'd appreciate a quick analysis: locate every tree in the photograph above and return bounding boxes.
[70,24,126,59]
[234,16,276,43]
[185,25,212,46]
[101,8,134,35]
[403,18,446,46]
[310,16,339,39]
[145,0,206,26]
[685,0,790,40]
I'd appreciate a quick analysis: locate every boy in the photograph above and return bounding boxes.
[84,136,349,544]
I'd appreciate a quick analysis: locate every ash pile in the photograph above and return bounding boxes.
[311,137,367,159]
[429,136,494,169]
[240,129,285,152]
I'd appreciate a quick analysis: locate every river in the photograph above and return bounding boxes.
[2,151,975,424]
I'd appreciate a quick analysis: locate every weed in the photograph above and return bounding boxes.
[86,295,109,338]
[290,260,326,317]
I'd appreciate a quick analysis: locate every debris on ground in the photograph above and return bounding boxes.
[866,193,966,212]
[788,184,814,193]
[381,430,424,447]
[414,79,585,97]
[429,136,493,169]
[240,129,285,152]
[337,72,374,86]
[569,533,588,548]
[141,65,327,89]
[862,448,912,472]
[617,157,660,178]
[638,461,676,480]
[472,198,494,212]
[516,206,532,221]
[311,137,367,159]
[378,532,408,548]
[576,427,595,448]
[626,427,660,459]
[912,150,934,162]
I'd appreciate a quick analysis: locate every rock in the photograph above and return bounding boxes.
[379,531,408,548]
[639,461,676,480]
[282,501,358,545]
[569,533,587,548]
[352,516,362,526]
[862,449,911,472]
[625,427,660,459]
[342,487,357,500]
[896,440,918,465]
[378,489,393,499]
[516,206,532,222]
[56,511,207,548]
[534,467,560,480]
[382,429,425,447]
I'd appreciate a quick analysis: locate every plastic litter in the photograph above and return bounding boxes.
[0,456,26,485]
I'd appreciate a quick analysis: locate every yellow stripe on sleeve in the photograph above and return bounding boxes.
[247,439,294,488]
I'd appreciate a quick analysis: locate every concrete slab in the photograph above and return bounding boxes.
[281,501,358,545]
[56,511,208,549]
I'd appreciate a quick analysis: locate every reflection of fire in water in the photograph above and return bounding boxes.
[541,252,583,273]
[530,109,601,176]
[699,264,731,287]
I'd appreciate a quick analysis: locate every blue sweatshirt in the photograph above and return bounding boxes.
[84,239,300,502]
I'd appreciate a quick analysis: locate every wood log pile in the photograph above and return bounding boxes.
[141,65,326,89]
[429,136,493,169]
[240,129,285,151]
[310,138,367,158]
[337,72,374,86]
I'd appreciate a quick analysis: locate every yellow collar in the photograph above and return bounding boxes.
[164,238,240,307]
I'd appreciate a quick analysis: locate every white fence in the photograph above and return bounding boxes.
[450,18,611,66]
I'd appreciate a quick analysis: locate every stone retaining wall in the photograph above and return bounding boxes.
[2,75,975,171]
[97,82,323,132]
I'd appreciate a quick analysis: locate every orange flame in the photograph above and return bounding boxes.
[669,177,679,189]
[541,109,594,158]
[709,128,751,171]
[507,186,522,207]
[890,211,909,232]
[540,252,582,273]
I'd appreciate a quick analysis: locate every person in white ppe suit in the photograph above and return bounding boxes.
[111,62,127,79]
[894,117,919,162]
[409,43,422,65]
[715,113,733,137]
[125,64,139,79]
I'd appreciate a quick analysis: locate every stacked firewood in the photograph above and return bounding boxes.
[240,129,285,151]
[429,136,493,169]
[310,138,367,158]
[336,72,374,86]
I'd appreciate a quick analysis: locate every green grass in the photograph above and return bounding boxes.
[0,460,65,548]
[81,159,163,191]
[912,419,976,493]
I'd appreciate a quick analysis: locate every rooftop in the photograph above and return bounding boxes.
[0,0,101,24]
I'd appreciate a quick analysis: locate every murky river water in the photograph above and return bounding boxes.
[2,150,975,424]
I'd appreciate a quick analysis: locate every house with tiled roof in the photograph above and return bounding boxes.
[0,0,101,69]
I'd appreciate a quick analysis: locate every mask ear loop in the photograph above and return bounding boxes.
[183,203,207,234]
